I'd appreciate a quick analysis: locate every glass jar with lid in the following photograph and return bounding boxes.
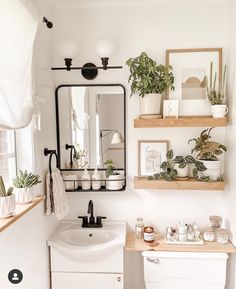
[202,226,216,242]
[135,217,144,239]
[209,215,222,229]
[216,228,229,245]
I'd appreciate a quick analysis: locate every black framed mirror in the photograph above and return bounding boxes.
[55,84,126,191]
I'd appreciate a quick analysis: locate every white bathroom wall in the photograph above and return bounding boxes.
[224,0,236,287]
[47,1,230,289]
[51,0,228,229]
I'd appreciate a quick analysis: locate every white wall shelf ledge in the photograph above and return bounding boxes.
[0,196,44,233]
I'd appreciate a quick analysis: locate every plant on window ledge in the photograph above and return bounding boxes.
[0,176,15,218]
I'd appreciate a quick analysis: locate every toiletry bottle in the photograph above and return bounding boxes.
[82,168,91,190]
[178,221,187,242]
[135,217,144,239]
[92,169,101,190]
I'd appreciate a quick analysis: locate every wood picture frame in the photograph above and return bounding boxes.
[138,140,169,177]
[166,48,222,116]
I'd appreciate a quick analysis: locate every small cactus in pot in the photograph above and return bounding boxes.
[13,170,41,204]
[0,176,15,218]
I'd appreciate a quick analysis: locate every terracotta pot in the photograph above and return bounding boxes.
[14,187,34,204]
[139,93,162,115]
[0,195,16,218]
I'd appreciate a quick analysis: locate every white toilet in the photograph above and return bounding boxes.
[142,251,228,289]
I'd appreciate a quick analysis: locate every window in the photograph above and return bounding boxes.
[0,130,16,186]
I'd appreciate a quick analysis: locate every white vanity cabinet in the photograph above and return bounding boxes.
[47,221,126,289]
[52,272,123,289]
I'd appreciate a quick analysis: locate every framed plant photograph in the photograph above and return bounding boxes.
[138,140,169,176]
[166,48,222,116]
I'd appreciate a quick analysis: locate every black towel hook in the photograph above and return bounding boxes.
[44,148,59,174]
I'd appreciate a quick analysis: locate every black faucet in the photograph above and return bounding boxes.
[78,200,106,228]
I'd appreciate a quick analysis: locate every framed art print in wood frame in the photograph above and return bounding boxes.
[166,48,222,116]
[138,140,169,177]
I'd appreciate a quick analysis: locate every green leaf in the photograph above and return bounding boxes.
[166,150,173,160]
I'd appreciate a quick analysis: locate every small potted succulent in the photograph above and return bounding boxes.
[0,176,15,218]
[207,62,228,118]
[126,52,174,117]
[188,128,226,181]
[13,170,41,204]
[104,159,123,190]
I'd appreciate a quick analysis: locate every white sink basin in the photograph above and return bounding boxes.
[60,225,118,246]
[47,221,126,261]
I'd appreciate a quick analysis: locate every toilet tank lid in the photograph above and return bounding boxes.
[142,251,228,260]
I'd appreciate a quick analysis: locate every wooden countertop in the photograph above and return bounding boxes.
[0,196,44,233]
[126,233,236,254]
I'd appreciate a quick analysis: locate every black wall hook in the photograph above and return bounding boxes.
[43,17,53,29]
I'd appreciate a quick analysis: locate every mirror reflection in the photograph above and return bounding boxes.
[56,85,125,171]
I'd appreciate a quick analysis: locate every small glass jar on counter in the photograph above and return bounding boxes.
[209,215,222,230]
[135,217,144,239]
[144,226,155,243]
[202,226,216,242]
[216,229,229,245]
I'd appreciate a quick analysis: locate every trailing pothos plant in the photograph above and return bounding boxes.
[148,150,207,182]
[126,52,175,97]
[188,127,227,161]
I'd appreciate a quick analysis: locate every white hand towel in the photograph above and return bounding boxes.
[46,168,69,220]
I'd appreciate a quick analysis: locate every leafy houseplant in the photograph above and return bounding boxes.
[148,150,207,181]
[0,176,15,218]
[104,160,123,190]
[207,62,228,118]
[13,170,41,204]
[126,52,174,116]
[73,144,87,169]
[188,128,227,180]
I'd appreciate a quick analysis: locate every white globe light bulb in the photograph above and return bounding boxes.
[58,39,78,59]
[95,38,115,58]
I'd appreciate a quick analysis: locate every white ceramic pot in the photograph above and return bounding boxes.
[211,104,228,118]
[139,93,162,115]
[200,160,221,181]
[106,174,123,190]
[175,164,189,178]
[14,187,34,204]
[0,195,16,218]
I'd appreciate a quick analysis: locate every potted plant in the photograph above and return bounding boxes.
[13,170,41,204]
[207,62,228,118]
[0,176,15,218]
[148,150,207,181]
[73,144,87,169]
[126,52,175,117]
[188,128,226,181]
[104,159,123,190]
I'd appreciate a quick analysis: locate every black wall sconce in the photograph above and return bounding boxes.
[51,38,122,80]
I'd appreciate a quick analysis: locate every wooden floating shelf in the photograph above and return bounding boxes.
[0,196,44,233]
[126,233,236,253]
[134,117,227,128]
[134,177,225,191]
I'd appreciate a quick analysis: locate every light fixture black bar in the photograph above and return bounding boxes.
[51,65,122,71]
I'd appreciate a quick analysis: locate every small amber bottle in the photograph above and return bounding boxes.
[144,226,155,243]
